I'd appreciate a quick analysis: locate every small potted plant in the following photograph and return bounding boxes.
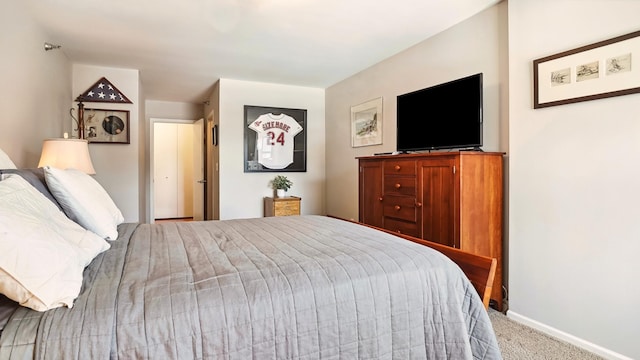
[271,175,293,198]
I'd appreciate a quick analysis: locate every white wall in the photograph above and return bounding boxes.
[508,1,640,359]
[145,101,203,120]
[0,1,71,166]
[73,65,141,222]
[218,79,325,219]
[138,80,146,222]
[325,4,508,221]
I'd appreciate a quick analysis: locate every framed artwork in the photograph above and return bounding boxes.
[84,108,130,144]
[534,30,640,108]
[244,105,307,172]
[351,97,382,147]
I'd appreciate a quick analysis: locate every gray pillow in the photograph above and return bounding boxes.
[0,168,64,211]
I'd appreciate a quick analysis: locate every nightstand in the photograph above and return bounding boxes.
[264,196,301,217]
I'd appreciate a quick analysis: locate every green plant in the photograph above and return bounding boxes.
[271,175,293,191]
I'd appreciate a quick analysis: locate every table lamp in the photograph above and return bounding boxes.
[38,138,96,174]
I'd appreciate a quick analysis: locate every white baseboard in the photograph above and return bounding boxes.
[506,311,633,360]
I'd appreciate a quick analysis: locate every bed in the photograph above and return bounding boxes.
[0,162,502,359]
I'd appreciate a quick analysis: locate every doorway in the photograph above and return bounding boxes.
[151,119,205,222]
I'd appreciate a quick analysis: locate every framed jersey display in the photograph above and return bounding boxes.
[244,105,307,172]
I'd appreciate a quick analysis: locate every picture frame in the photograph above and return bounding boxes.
[244,105,307,172]
[351,97,383,147]
[533,30,640,108]
[84,108,130,144]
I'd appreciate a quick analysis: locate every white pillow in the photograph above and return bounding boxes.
[44,167,124,240]
[0,148,17,169]
[0,175,110,311]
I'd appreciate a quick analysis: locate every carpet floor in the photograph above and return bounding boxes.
[488,309,605,359]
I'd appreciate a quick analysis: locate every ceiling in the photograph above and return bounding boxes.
[24,0,499,104]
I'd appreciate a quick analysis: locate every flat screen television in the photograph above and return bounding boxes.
[396,73,483,152]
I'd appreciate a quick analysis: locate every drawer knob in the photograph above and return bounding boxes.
[394,165,401,171]
[394,183,401,189]
[378,197,383,201]
[415,202,422,208]
[394,205,401,211]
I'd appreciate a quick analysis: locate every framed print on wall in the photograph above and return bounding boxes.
[244,105,307,172]
[351,97,382,147]
[84,108,130,144]
[534,30,640,108]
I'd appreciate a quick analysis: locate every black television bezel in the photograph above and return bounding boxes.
[396,73,483,152]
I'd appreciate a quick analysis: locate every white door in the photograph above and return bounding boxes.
[176,124,194,218]
[153,120,205,221]
[153,123,179,219]
[192,118,205,221]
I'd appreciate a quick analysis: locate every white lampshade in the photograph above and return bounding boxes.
[38,139,96,174]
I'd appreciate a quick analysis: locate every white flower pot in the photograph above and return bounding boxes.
[276,189,286,198]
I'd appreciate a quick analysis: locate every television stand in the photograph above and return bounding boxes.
[356,151,504,310]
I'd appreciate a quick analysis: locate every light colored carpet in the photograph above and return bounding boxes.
[488,309,605,360]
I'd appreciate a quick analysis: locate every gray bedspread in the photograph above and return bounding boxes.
[0,215,501,359]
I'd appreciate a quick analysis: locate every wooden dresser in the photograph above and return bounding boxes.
[264,196,301,217]
[357,151,504,310]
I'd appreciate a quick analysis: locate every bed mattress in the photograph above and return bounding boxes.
[0,215,501,359]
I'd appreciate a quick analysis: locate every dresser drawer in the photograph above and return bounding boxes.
[384,175,416,196]
[264,197,301,217]
[384,160,416,176]
[274,200,300,216]
[383,195,417,222]
[383,218,420,238]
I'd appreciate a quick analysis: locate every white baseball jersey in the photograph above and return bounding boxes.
[249,113,303,169]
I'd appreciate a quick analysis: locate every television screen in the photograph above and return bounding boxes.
[396,73,483,152]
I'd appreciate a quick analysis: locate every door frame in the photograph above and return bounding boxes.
[149,117,206,223]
